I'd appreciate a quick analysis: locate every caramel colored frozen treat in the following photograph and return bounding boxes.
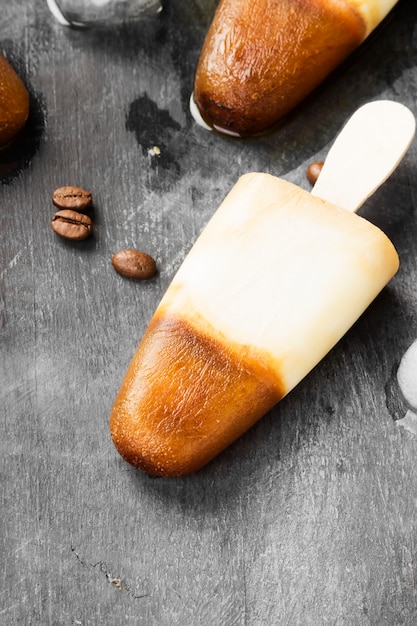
[110,174,398,476]
[192,0,399,136]
[0,53,29,146]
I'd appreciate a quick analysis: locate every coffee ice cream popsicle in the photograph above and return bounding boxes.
[110,101,415,476]
[191,0,400,136]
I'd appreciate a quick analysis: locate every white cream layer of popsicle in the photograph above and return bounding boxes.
[156,173,399,396]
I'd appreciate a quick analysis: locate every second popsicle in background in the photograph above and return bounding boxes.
[191,0,400,136]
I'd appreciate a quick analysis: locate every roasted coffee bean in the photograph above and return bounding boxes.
[112,249,157,280]
[51,209,93,241]
[52,185,92,212]
[306,161,324,186]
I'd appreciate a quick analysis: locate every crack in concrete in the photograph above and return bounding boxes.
[71,545,149,600]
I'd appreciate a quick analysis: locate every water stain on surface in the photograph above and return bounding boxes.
[126,93,182,185]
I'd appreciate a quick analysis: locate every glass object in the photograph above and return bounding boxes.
[46,0,162,28]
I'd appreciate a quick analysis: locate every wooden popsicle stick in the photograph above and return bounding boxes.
[311,101,415,213]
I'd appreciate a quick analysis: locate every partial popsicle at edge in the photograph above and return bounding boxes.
[191,0,400,136]
[110,102,415,476]
[0,52,29,146]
